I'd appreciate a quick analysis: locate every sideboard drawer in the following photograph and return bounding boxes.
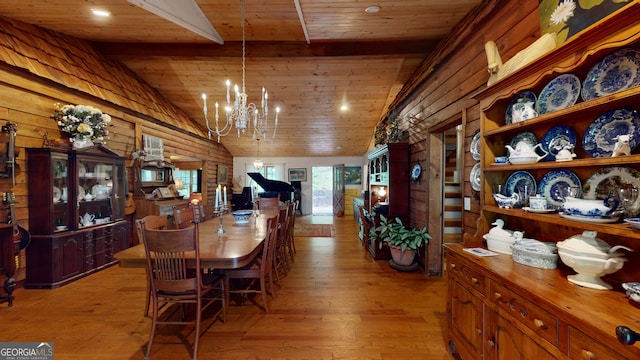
[448,255,485,296]
[489,280,558,346]
[569,327,628,360]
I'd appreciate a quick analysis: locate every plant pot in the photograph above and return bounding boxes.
[389,245,416,266]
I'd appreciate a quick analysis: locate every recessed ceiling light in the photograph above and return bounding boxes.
[91,9,111,17]
[365,5,381,14]
[340,104,349,111]
[335,146,342,150]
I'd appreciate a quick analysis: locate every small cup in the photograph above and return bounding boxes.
[494,156,508,164]
[529,195,548,210]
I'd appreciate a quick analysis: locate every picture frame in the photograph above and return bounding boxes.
[344,166,362,185]
[217,164,228,184]
[288,168,307,182]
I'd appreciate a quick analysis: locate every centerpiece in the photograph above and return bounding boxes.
[52,103,112,148]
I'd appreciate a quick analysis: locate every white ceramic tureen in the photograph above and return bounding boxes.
[556,231,633,290]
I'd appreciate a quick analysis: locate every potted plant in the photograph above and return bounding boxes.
[370,215,431,266]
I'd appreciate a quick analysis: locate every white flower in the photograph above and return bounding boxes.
[52,103,113,143]
[550,0,576,26]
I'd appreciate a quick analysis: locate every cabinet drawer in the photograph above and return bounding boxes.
[489,281,557,346]
[569,327,629,360]
[448,256,485,295]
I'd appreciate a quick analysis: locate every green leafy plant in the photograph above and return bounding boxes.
[370,215,431,252]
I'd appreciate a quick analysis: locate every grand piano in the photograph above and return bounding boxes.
[247,172,295,202]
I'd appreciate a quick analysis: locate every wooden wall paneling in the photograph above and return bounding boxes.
[426,131,444,277]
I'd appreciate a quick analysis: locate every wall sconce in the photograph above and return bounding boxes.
[378,187,387,197]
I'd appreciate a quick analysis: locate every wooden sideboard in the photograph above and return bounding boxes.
[446,244,640,359]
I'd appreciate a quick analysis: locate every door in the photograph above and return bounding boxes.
[333,164,345,215]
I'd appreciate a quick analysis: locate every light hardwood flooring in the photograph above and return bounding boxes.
[0,215,454,359]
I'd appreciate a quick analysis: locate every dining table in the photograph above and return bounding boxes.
[114,210,278,269]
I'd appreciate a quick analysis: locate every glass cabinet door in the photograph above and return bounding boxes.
[77,159,114,228]
[53,154,71,232]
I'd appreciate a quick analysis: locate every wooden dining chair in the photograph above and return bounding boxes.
[138,219,226,360]
[286,201,298,259]
[135,215,170,317]
[223,214,279,312]
[173,203,203,229]
[258,195,280,211]
[358,206,373,248]
[273,206,290,285]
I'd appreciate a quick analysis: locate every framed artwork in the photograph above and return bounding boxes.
[217,164,228,184]
[344,166,362,185]
[288,168,307,182]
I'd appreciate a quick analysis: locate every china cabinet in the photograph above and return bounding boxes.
[25,145,129,288]
[447,4,640,359]
[367,143,409,260]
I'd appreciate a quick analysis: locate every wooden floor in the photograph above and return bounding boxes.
[0,215,454,360]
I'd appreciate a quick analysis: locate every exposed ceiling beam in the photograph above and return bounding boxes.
[94,39,439,60]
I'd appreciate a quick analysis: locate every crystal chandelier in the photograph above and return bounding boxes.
[201,0,279,143]
[253,138,263,170]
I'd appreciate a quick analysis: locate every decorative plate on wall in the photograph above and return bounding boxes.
[470,163,481,192]
[411,163,422,181]
[470,131,481,161]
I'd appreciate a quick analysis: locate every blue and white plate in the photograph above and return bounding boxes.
[505,91,537,125]
[536,74,581,115]
[582,48,640,101]
[540,126,577,161]
[504,171,536,208]
[582,108,640,158]
[583,166,640,210]
[509,131,538,149]
[470,163,481,192]
[538,169,582,209]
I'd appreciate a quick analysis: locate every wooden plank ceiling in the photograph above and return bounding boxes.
[0,0,481,158]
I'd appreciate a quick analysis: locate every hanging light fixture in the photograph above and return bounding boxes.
[202,0,280,143]
[253,138,263,169]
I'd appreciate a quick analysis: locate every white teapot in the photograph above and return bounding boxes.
[505,141,548,165]
[80,213,95,226]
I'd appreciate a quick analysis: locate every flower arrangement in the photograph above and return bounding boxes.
[53,103,112,144]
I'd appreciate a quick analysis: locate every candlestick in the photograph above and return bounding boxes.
[223,185,227,207]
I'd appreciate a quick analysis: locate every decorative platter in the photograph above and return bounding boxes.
[582,108,640,158]
[411,163,422,181]
[583,166,640,210]
[540,125,576,161]
[559,213,619,224]
[535,74,581,115]
[509,131,538,149]
[470,163,481,192]
[537,169,582,209]
[522,207,556,214]
[470,131,481,161]
[582,48,640,101]
[505,91,537,125]
[504,170,536,207]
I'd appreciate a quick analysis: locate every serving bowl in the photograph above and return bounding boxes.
[232,210,253,224]
[483,234,514,254]
[624,218,640,230]
[557,250,627,290]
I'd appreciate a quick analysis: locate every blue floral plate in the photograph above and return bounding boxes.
[505,91,537,125]
[538,169,581,209]
[582,108,640,158]
[536,74,581,115]
[540,126,576,161]
[582,48,640,101]
[504,171,536,208]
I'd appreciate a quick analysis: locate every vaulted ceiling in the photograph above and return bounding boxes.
[0,0,481,158]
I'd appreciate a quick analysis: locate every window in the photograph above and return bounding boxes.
[174,169,201,197]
